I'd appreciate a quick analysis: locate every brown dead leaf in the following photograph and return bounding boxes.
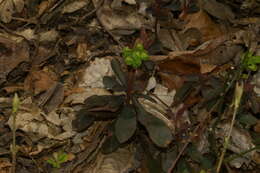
[37,0,49,16]
[13,0,24,12]
[76,43,89,60]
[31,46,54,65]
[159,72,184,90]
[0,159,11,171]
[24,70,58,95]
[153,35,243,74]
[200,0,235,21]
[3,84,24,93]
[158,57,201,75]
[158,29,178,51]
[0,36,29,85]
[37,82,64,113]
[183,10,224,42]
[62,0,89,14]
[96,1,154,35]
[39,29,59,42]
[253,120,260,133]
[0,0,24,23]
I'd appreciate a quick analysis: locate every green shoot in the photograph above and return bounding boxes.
[47,151,68,168]
[122,43,149,68]
[11,93,20,173]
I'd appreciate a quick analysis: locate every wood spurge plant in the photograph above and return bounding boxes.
[242,51,260,71]
[72,43,173,153]
[47,151,68,169]
[123,43,149,68]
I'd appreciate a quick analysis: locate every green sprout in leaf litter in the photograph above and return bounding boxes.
[47,151,68,168]
[123,43,149,68]
[242,51,260,71]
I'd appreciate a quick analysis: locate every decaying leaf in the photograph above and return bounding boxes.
[92,146,136,173]
[0,36,29,85]
[200,0,235,21]
[96,0,154,35]
[24,70,58,95]
[62,0,89,14]
[79,57,114,88]
[183,10,224,42]
[0,0,24,23]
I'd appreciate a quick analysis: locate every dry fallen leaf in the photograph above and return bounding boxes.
[79,57,114,88]
[96,1,154,35]
[62,0,89,14]
[0,0,24,23]
[87,146,137,173]
[24,70,58,95]
[0,36,29,85]
[200,0,235,21]
[183,10,224,42]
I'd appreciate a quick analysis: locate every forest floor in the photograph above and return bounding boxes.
[0,0,260,173]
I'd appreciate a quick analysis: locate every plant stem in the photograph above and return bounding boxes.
[126,69,136,104]
[12,111,17,173]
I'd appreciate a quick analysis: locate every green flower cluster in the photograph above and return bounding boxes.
[242,51,260,71]
[122,43,149,68]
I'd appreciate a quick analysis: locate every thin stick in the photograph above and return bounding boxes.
[216,82,244,173]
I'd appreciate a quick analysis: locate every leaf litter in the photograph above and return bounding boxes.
[0,0,260,172]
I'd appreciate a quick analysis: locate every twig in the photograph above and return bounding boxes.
[216,82,244,173]
[167,95,222,173]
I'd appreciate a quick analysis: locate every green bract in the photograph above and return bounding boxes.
[242,51,260,71]
[122,43,149,68]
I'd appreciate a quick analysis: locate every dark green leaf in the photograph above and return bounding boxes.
[139,137,164,173]
[103,76,126,92]
[101,135,121,154]
[200,154,214,170]
[187,145,202,162]
[237,113,258,127]
[201,77,224,102]
[72,109,95,132]
[161,147,178,172]
[135,100,173,147]
[174,82,194,104]
[84,95,125,111]
[111,59,127,86]
[115,105,137,143]
[177,159,191,173]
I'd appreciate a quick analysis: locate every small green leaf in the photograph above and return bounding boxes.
[115,105,137,143]
[237,113,258,127]
[122,43,149,68]
[12,93,20,113]
[57,152,68,163]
